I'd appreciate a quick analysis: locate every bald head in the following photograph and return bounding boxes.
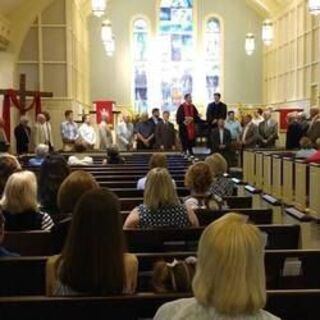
[37,113,46,124]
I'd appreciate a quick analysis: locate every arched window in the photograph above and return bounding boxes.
[133,18,149,113]
[159,0,194,112]
[205,17,222,102]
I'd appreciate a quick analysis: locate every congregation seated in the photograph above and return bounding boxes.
[0,171,54,231]
[305,138,320,163]
[39,154,70,215]
[28,144,49,166]
[184,162,223,210]
[137,153,175,190]
[67,141,93,166]
[46,189,138,296]
[154,213,280,320]
[102,145,125,165]
[124,168,198,229]
[152,257,196,293]
[0,155,21,195]
[205,153,234,197]
[295,137,316,159]
[0,210,19,257]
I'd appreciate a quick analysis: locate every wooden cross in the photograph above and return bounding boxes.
[0,74,53,110]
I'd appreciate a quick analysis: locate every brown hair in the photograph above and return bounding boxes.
[0,156,21,195]
[60,189,126,295]
[64,110,73,118]
[149,153,167,170]
[57,171,99,213]
[205,153,228,177]
[74,141,87,153]
[152,258,196,293]
[185,162,213,194]
[299,137,313,149]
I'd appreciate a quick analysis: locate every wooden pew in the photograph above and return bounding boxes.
[282,157,295,206]
[111,188,190,198]
[294,160,309,212]
[242,149,255,184]
[0,249,319,296]
[255,152,264,190]
[263,153,273,195]
[271,154,283,200]
[3,225,301,256]
[309,163,320,219]
[119,196,252,211]
[0,290,319,320]
[100,180,185,189]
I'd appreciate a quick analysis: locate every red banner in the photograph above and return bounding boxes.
[2,90,42,141]
[94,100,114,125]
[276,108,303,131]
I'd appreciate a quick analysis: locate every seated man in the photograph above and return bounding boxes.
[135,113,155,150]
[28,144,49,166]
[67,141,93,166]
[0,211,19,257]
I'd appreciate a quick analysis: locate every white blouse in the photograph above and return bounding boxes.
[154,298,281,320]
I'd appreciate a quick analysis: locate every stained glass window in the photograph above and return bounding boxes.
[205,17,221,102]
[159,0,193,112]
[133,18,149,113]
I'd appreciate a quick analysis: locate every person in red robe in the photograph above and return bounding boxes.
[176,94,200,156]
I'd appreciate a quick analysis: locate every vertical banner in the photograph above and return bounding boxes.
[276,108,303,132]
[94,101,114,125]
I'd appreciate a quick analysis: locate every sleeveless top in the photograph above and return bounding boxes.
[184,193,225,211]
[137,204,191,229]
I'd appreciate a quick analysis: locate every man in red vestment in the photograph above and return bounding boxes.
[176,94,200,156]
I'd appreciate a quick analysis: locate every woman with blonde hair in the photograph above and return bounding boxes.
[205,153,234,198]
[124,168,198,229]
[0,171,54,231]
[155,213,280,320]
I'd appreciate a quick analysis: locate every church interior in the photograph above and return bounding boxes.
[0,0,320,319]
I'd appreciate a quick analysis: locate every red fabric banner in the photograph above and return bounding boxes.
[2,90,42,141]
[276,108,303,131]
[94,101,114,124]
[183,102,196,140]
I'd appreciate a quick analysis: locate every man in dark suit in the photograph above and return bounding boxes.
[258,109,279,148]
[239,114,258,149]
[14,116,31,154]
[286,112,303,149]
[149,108,163,148]
[307,106,320,144]
[155,111,176,150]
[206,93,227,128]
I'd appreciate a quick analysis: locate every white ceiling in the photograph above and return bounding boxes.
[0,0,26,16]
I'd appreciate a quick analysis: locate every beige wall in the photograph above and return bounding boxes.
[89,0,264,113]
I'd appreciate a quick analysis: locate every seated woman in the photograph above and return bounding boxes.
[124,168,198,229]
[154,213,280,320]
[0,155,21,196]
[67,141,93,166]
[39,154,70,215]
[184,162,224,211]
[137,153,175,190]
[102,145,125,165]
[28,144,49,166]
[0,171,54,231]
[205,153,234,198]
[305,138,320,163]
[46,189,138,296]
[152,257,197,293]
[296,137,316,159]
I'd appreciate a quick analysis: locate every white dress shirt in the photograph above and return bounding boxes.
[219,129,224,144]
[117,121,134,151]
[78,123,96,146]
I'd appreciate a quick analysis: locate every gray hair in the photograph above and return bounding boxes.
[35,144,49,158]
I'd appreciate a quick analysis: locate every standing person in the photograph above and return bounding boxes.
[225,111,242,141]
[149,108,162,148]
[43,111,54,151]
[33,113,51,150]
[206,93,227,129]
[307,106,320,144]
[286,112,303,150]
[155,111,176,150]
[210,119,231,157]
[78,114,96,150]
[257,109,278,148]
[14,116,31,154]
[239,114,258,149]
[60,110,79,152]
[176,94,200,156]
[252,108,264,126]
[98,114,113,150]
[0,118,9,152]
[297,112,309,136]
[135,113,155,150]
[117,114,134,151]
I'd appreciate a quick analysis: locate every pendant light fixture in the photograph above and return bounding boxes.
[245,33,255,56]
[262,20,273,46]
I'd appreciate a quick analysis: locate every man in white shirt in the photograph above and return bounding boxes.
[78,114,96,150]
[60,110,79,151]
[33,113,53,150]
[117,114,134,151]
[252,108,264,126]
[99,114,113,150]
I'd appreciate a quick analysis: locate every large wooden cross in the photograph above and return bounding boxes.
[0,74,53,110]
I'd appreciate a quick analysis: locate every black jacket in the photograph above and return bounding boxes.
[206,102,227,127]
[14,124,31,154]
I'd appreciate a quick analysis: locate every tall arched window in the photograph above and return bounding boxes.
[133,18,149,113]
[205,17,222,102]
[159,0,194,112]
